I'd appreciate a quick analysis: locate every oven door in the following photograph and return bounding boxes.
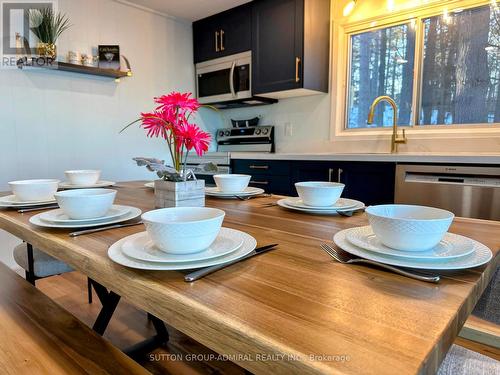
[191,166,231,187]
[196,52,251,104]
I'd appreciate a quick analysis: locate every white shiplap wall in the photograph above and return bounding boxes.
[0,0,205,269]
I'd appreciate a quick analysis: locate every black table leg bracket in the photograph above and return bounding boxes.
[88,279,169,359]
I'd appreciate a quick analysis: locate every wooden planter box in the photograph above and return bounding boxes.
[154,180,205,208]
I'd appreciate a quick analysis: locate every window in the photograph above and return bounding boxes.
[347,24,415,128]
[420,5,500,125]
[345,1,500,129]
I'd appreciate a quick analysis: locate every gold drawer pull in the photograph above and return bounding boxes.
[215,31,220,52]
[295,57,301,83]
[250,181,269,185]
[249,165,269,170]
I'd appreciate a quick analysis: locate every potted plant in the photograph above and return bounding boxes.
[29,7,71,59]
[122,92,212,208]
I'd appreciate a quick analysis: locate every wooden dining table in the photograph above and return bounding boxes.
[0,181,498,375]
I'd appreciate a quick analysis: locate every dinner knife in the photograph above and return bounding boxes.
[17,205,59,213]
[184,243,278,282]
[69,221,143,237]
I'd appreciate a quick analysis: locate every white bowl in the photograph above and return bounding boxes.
[54,188,116,220]
[8,179,60,201]
[65,170,101,186]
[295,182,345,207]
[365,204,455,252]
[214,174,251,193]
[142,207,225,254]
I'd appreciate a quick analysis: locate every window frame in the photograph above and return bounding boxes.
[340,0,500,132]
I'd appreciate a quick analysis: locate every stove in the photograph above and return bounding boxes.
[186,152,231,186]
[216,126,274,153]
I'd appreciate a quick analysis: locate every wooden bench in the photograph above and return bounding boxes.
[0,262,150,375]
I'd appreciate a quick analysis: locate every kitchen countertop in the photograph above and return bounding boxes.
[229,152,500,164]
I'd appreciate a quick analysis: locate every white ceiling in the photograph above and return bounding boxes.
[123,0,252,21]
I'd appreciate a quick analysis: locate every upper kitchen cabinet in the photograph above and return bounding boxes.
[252,0,330,97]
[193,3,252,64]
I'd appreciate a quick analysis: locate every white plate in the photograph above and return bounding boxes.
[205,187,265,198]
[144,182,155,188]
[108,229,257,270]
[121,227,244,263]
[29,206,141,228]
[277,198,365,215]
[59,180,116,189]
[0,195,57,207]
[285,197,359,211]
[39,205,131,224]
[334,229,492,270]
[345,226,475,260]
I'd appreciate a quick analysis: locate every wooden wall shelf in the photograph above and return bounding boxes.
[17,60,130,79]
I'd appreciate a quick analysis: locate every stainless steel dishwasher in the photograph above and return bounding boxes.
[395,164,500,221]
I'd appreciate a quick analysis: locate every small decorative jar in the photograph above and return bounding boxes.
[154,179,205,208]
[37,42,57,59]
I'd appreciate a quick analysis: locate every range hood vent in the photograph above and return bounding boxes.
[208,96,278,110]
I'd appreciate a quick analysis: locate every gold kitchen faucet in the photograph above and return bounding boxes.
[367,96,407,153]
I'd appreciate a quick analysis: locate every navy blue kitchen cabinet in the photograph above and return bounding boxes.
[232,159,396,205]
[193,0,330,97]
[193,3,252,64]
[337,162,396,206]
[290,161,341,184]
[232,159,293,195]
[252,0,330,96]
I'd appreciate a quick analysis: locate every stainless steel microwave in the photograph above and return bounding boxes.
[195,51,251,104]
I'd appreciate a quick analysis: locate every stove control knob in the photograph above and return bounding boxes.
[224,130,230,136]
[255,129,261,135]
[262,128,269,135]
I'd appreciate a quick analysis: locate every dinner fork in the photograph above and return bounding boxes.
[337,207,366,217]
[320,243,441,283]
[234,193,272,201]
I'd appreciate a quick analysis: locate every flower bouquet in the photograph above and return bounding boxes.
[122,92,212,207]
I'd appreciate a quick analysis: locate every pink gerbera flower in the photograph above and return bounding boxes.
[155,92,200,114]
[140,110,173,139]
[176,122,211,156]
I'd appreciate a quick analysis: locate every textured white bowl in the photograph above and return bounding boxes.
[295,182,345,207]
[142,207,225,254]
[365,204,455,251]
[9,179,59,201]
[214,174,251,193]
[54,189,116,220]
[65,170,101,185]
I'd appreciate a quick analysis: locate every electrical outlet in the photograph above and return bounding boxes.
[284,122,293,137]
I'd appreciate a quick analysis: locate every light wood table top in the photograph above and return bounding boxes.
[0,181,498,375]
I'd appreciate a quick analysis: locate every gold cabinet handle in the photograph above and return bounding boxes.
[338,168,343,183]
[215,31,220,52]
[295,57,301,83]
[220,29,225,51]
[249,165,269,170]
[250,180,269,185]
[328,168,334,182]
